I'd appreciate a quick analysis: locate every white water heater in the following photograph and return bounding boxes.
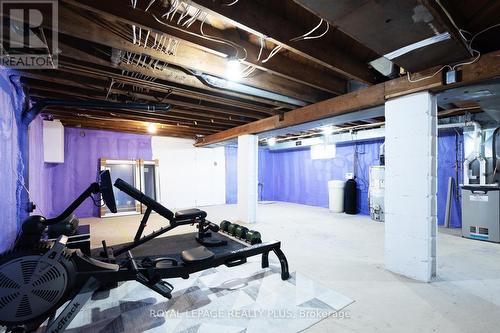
[369,166,385,222]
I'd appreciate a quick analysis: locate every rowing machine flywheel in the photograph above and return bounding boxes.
[0,245,75,330]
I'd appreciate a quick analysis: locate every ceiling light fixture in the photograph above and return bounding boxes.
[267,137,277,146]
[321,125,334,135]
[147,123,157,134]
[225,56,242,81]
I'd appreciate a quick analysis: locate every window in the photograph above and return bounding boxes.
[99,159,161,217]
[100,159,141,217]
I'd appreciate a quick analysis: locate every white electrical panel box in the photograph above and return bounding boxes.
[43,120,65,163]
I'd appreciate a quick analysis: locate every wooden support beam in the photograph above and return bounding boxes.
[419,0,471,53]
[62,0,347,94]
[55,38,295,109]
[190,0,379,84]
[55,58,279,115]
[196,50,500,146]
[25,83,254,128]
[55,4,328,103]
[28,85,251,125]
[19,68,271,119]
[57,117,208,138]
[43,107,228,131]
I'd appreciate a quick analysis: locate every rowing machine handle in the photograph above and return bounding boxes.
[225,257,247,267]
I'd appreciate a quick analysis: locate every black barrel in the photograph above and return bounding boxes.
[344,178,357,214]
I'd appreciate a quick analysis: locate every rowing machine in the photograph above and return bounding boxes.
[0,171,289,333]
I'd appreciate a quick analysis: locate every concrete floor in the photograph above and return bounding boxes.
[82,202,500,333]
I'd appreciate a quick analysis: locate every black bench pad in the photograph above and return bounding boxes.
[175,208,207,220]
[181,246,215,264]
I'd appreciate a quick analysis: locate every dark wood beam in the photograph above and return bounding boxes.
[189,0,379,84]
[196,50,500,146]
[57,59,280,116]
[57,117,209,138]
[25,83,256,129]
[419,0,471,53]
[54,4,329,103]
[55,37,296,110]
[43,107,229,131]
[62,0,347,94]
[19,68,271,119]
[28,84,251,125]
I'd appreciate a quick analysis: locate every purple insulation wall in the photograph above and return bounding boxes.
[29,123,152,218]
[225,134,464,225]
[259,140,383,214]
[437,131,463,227]
[225,140,383,215]
[0,69,27,253]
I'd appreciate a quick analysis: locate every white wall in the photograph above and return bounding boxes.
[152,137,226,211]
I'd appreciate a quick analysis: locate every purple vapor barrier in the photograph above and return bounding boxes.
[226,134,463,227]
[28,118,153,218]
[0,68,28,253]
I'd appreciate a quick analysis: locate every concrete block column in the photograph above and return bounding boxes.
[237,134,258,223]
[384,91,437,282]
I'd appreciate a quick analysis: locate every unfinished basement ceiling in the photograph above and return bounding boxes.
[292,0,482,71]
[5,0,500,138]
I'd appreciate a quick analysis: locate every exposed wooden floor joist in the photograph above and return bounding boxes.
[195,50,500,146]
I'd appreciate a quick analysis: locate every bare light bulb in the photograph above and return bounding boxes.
[226,57,241,81]
[267,137,277,146]
[147,123,157,134]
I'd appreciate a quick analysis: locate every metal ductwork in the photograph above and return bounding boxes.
[198,74,307,107]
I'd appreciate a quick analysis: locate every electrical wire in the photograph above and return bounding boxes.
[222,0,239,6]
[470,23,500,44]
[162,0,178,19]
[145,0,156,11]
[261,45,282,63]
[435,0,471,51]
[406,64,451,82]
[153,14,247,61]
[290,19,329,41]
[241,65,256,77]
[405,17,499,81]
[257,36,264,61]
[177,2,190,25]
[302,22,329,40]
[200,14,247,60]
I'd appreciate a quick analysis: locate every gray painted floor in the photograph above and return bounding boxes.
[83,202,500,333]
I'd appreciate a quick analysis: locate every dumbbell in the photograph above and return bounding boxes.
[220,220,231,232]
[246,230,262,244]
[228,223,240,236]
[235,225,249,239]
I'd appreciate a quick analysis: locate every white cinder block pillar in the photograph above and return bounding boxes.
[237,134,258,223]
[384,91,437,282]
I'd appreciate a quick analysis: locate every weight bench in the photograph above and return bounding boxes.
[111,178,225,257]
